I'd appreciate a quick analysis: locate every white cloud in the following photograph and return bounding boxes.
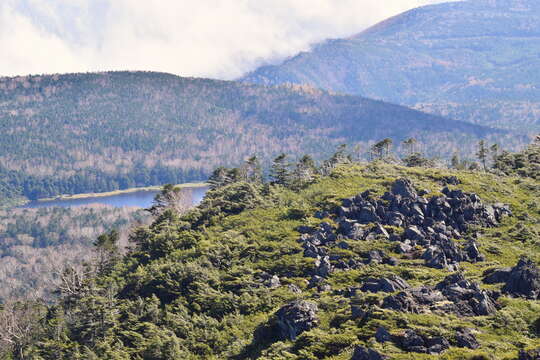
[1,0,450,79]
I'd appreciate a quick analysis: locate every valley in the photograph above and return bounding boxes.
[20,184,208,209]
[1,0,539,359]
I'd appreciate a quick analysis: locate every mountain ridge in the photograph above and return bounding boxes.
[0,70,514,205]
[242,0,540,131]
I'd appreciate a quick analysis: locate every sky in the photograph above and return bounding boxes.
[1,0,451,79]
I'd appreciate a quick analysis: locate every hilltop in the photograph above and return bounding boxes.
[1,146,539,359]
[0,71,510,206]
[243,0,540,132]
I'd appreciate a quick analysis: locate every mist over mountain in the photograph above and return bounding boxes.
[0,71,510,204]
[243,0,540,132]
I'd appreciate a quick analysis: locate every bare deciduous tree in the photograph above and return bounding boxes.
[0,300,43,360]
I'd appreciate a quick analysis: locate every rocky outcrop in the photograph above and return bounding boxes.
[397,329,450,354]
[375,327,392,343]
[335,179,509,270]
[484,258,540,300]
[502,258,540,300]
[276,300,319,340]
[297,179,510,283]
[382,274,499,316]
[483,267,512,284]
[360,276,410,293]
[455,328,479,349]
[351,346,387,360]
[518,348,540,360]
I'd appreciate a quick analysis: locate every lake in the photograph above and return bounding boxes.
[21,186,208,209]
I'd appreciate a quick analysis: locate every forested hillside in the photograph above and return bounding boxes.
[243,0,540,132]
[1,142,539,359]
[0,206,149,302]
[0,71,516,206]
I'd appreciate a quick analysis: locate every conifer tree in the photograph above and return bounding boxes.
[476,140,488,171]
[270,153,291,186]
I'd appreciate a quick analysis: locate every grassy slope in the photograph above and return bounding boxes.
[204,164,540,359]
[25,163,539,359]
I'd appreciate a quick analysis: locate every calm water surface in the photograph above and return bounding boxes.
[21,187,208,209]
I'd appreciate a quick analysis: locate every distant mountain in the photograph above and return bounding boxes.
[242,0,540,132]
[0,71,511,204]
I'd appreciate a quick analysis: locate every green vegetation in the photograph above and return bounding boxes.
[0,71,515,207]
[1,144,538,359]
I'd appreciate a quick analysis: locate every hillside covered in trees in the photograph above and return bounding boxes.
[0,71,518,206]
[0,206,149,302]
[242,0,540,132]
[1,142,539,359]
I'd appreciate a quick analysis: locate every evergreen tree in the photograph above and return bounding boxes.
[490,143,500,166]
[402,138,417,155]
[270,153,291,186]
[292,155,318,188]
[451,153,461,169]
[476,140,488,171]
[243,156,263,184]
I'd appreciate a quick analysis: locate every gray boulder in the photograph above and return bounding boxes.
[518,348,540,360]
[483,267,512,284]
[361,276,410,293]
[502,258,540,299]
[398,330,449,354]
[455,328,479,349]
[392,178,418,199]
[351,346,387,360]
[276,300,319,340]
[375,326,392,343]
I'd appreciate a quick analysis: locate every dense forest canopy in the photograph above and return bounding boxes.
[0,71,521,206]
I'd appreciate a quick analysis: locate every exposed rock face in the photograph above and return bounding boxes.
[276,300,319,340]
[518,348,540,360]
[455,328,479,349]
[360,276,410,293]
[351,346,387,360]
[484,258,540,300]
[483,267,512,284]
[502,258,540,299]
[382,274,499,317]
[397,329,450,354]
[334,179,509,271]
[375,327,392,343]
[391,178,418,199]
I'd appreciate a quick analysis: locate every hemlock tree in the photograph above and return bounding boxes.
[292,155,318,188]
[243,156,263,184]
[270,153,291,186]
[149,184,192,216]
[490,143,500,165]
[477,140,488,171]
[402,138,417,156]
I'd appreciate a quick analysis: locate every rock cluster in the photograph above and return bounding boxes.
[455,328,479,349]
[351,346,387,360]
[276,300,319,340]
[336,178,510,271]
[382,273,499,316]
[518,348,540,360]
[360,276,410,293]
[298,223,397,283]
[484,258,540,299]
[397,329,450,354]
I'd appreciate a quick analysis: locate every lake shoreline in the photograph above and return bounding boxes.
[34,182,208,203]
